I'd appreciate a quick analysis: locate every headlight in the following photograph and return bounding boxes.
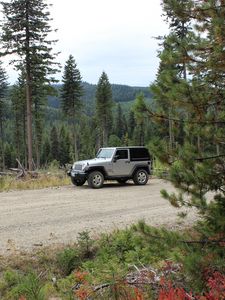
[82,163,89,171]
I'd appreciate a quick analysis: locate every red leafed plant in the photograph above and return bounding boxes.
[197,271,225,300]
[158,278,192,300]
[158,270,225,300]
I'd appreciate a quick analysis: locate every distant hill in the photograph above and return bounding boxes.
[48,82,152,113]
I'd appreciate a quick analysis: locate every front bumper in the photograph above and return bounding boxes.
[68,169,87,181]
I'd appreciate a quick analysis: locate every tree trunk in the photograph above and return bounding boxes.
[25,2,33,171]
[35,142,40,169]
[0,119,5,171]
[23,111,27,169]
[26,71,33,171]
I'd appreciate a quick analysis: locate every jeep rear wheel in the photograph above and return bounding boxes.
[133,169,148,185]
[88,171,104,188]
[71,178,86,186]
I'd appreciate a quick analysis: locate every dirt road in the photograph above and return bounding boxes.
[0,179,197,253]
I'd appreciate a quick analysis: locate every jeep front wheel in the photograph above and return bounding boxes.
[87,171,104,188]
[133,169,148,185]
[71,178,86,186]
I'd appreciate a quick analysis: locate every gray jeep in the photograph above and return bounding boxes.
[68,147,152,188]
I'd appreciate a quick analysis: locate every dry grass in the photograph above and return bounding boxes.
[0,171,71,192]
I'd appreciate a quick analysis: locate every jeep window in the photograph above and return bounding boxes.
[115,149,128,160]
[97,149,114,159]
[130,148,150,161]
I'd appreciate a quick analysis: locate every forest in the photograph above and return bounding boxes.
[0,0,224,299]
[1,78,154,170]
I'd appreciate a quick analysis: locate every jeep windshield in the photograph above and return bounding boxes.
[96,148,114,159]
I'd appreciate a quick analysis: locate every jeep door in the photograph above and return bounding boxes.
[112,149,133,176]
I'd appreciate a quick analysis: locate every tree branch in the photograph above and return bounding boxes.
[146,108,225,125]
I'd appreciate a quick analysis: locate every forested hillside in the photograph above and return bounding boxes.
[2,79,154,169]
[47,82,152,110]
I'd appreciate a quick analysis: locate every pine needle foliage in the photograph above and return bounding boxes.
[151,0,225,242]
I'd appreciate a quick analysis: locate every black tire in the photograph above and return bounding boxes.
[71,177,86,186]
[117,178,128,184]
[133,169,148,185]
[87,171,104,188]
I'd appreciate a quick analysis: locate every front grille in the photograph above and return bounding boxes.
[74,164,82,171]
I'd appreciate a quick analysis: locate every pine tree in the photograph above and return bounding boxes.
[151,0,225,239]
[10,74,27,167]
[151,0,193,155]
[132,93,147,146]
[0,0,58,170]
[148,0,225,286]
[0,62,8,171]
[41,137,51,166]
[61,55,83,161]
[50,126,59,162]
[58,125,71,166]
[128,110,136,140]
[114,103,126,139]
[95,72,113,146]
[79,116,96,159]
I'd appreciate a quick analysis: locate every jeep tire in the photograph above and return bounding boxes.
[133,169,148,185]
[87,171,104,188]
[71,177,86,186]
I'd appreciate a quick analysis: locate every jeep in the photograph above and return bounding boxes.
[67,147,152,188]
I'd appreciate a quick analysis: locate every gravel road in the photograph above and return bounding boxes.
[0,179,198,253]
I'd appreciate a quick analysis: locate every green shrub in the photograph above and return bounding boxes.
[56,247,80,276]
[6,272,45,300]
[77,230,95,258]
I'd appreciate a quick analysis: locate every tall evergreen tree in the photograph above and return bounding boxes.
[132,93,147,146]
[95,72,113,146]
[58,125,71,166]
[61,55,83,160]
[41,137,51,166]
[151,0,225,255]
[50,125,59,162]
[0,0,58,171]
[128,110,136,140]
[114,103,126,139]
[151,0,193,154]
[0,62,8,170]
[10,74,27,167]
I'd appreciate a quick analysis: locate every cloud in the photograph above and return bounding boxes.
[3,0,168,86]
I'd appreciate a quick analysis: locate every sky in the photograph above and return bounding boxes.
[3,0,168,87]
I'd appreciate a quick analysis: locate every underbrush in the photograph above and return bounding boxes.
[0,170,70,192]
[0,221,224,299]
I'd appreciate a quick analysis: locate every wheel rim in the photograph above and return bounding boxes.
[138,171,147,184]
[93,174,102,186]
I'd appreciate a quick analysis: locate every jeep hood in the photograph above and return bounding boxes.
[74,158,111,166]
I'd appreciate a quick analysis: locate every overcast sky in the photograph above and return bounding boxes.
[4,0,168,87]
